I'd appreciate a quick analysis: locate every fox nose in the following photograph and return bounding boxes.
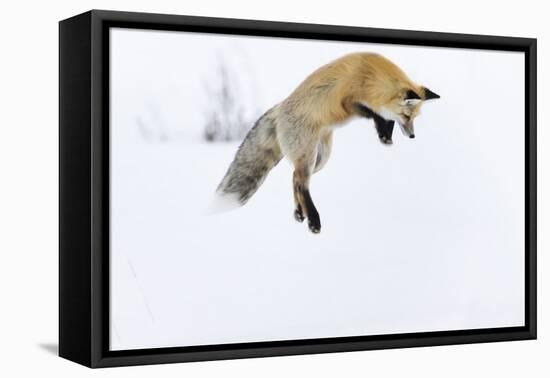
[409,134,415,139]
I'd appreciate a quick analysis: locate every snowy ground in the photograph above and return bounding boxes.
[110,28,525,350]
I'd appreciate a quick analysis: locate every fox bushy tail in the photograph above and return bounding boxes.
[215,107,283,208]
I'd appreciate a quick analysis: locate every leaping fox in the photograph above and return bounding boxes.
[215,52,440,234]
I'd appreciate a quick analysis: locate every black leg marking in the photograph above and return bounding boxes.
[353,103,395,145]
[302,189,321,234]
[375,118,395,145]
[294,204,305,223]
[293,180,305,223]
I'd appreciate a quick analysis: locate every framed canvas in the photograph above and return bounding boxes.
[59,10,537,368]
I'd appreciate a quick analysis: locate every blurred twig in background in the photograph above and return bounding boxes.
[134,54,260,143]
[202,58,257,142]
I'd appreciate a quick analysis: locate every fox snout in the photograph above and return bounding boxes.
[399,121,415,139]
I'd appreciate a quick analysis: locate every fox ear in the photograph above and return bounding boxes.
[404,89,421,101]
[423,87,440,100]
[403,89,422,105]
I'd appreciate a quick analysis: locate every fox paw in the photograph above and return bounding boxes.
[308,216,321,234]
[379,136,393,145]
[294,207,305,223]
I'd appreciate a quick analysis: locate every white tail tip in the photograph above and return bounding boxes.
[205,191,243,215]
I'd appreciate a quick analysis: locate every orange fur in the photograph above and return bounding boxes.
[284,52,426,130]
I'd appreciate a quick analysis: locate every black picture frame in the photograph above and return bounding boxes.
[59,9,537,368]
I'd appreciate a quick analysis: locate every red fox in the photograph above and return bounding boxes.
[215,52,439,233]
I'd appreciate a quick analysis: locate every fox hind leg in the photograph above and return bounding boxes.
[294,131,331,228]
[294,202,305,223]
[314,131,333,173]
[276,114,321,233]
[293,154,321,234]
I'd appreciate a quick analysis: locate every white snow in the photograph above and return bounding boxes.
[109,28,525,350]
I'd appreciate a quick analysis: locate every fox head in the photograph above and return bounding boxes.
[377,87,440,139]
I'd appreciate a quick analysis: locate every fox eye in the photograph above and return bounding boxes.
[401,114,410,121]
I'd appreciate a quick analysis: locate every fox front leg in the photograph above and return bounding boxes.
[374,117,395,145]
[352,103,394,145]
[293,156,320,234]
